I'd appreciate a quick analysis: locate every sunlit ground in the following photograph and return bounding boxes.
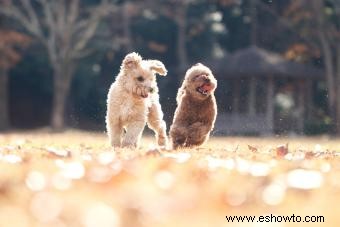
[0,130,339,227]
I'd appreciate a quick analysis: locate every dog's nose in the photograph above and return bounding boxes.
[204,78,210,83]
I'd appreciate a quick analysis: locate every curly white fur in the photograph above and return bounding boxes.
[106,52,168,148]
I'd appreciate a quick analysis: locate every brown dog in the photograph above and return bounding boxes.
[170,63,217,149]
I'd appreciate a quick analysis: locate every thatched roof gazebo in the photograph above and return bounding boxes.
[216,46,323,78]
[211,46,324,135]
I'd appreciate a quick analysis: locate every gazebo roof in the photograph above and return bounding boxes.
[210,46,324,79]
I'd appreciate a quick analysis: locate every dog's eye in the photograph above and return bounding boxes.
[192,75,200,81]
[137,76,144,82]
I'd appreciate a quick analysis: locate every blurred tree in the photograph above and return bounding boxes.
[186,1,220,61]
[0,0,116,130]
[285,0,340,133]
[122,0,189,71]
[0,29,30,131]
[216,0,251,51]
[216,0,293,51]
[167,0,190,70]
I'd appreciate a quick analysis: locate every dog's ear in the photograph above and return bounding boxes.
[122,52,142,69]
[176,85,186,103]
[148,60,167,76]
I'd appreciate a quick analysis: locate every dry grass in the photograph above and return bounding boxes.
[0,130,339,227]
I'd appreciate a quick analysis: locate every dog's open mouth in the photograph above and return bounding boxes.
[141,93,148,98]
[196,83,213,96]
[196,86,208,95]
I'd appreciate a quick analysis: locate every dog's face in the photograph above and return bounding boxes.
[183,63,217,100]
[121,52,167,98]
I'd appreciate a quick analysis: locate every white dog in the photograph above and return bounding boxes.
[106,52,168,148]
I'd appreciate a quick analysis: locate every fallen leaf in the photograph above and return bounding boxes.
[305,151,315,159]
[276,144,288,157]
[145,148,161,156]
[45,147,71,158]
[248,145,258,152]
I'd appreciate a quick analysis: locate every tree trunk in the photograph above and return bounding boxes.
[250,0,258,45]
[0,69,9,131]
[50,67,73,131]
[122,2,133,52]
[176,4,188,71]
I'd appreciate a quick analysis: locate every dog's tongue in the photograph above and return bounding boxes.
[141,93,148,98]
[201,83,213,92]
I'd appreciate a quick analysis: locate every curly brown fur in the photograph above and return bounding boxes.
[169,63,217,149]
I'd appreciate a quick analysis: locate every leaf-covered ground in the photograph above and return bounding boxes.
[0,130,339,227]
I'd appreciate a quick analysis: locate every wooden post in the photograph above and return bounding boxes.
[248,77,256,115]
[305,80,313,121]
[266,77,274,134]
[233,79,240,115]
[297,80,305,134]
[0,69,9,131]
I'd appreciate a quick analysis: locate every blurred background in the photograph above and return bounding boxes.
[0,0,339,136]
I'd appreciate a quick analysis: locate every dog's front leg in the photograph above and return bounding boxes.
[106,115,124,147]
[108,125,124,147]
[147,102,168,147]
[122,121,145,148]
[186,122,211,146]
[169,125,188,149]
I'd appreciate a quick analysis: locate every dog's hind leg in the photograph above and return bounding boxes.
[147,102,168,147]
[122,121,145,148]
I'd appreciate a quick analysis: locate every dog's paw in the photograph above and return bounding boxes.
[171,137,186,150]
[122,144,138,149]
[157,135,168,148]
[122,140,138,149]
[172,142,180,150]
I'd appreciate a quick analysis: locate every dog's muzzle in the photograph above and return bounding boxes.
[133,86,155,98]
